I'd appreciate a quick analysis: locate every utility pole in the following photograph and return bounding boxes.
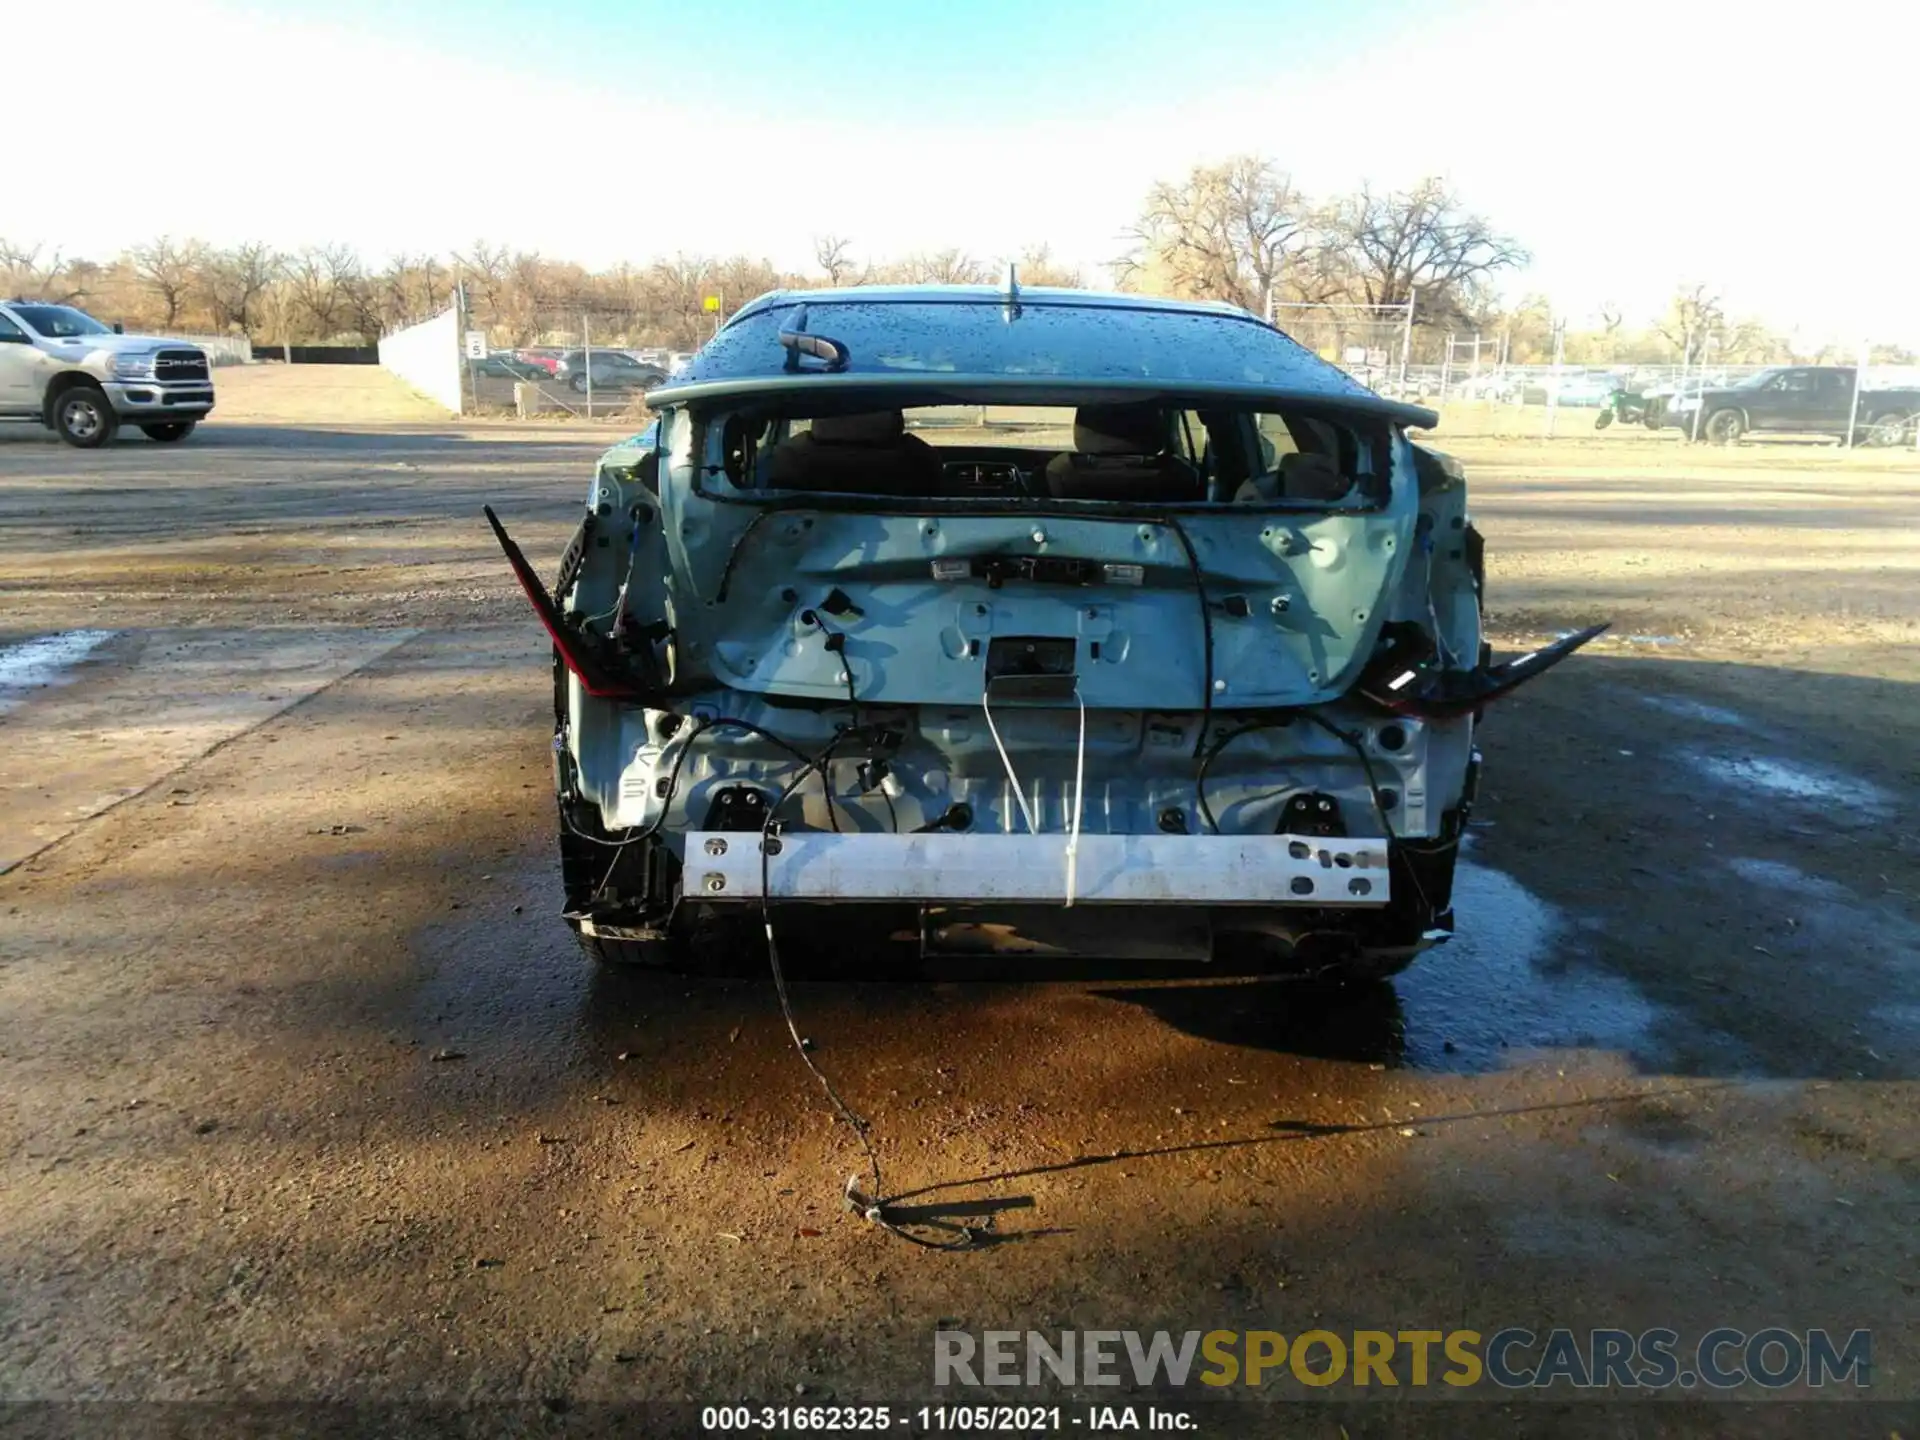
[1545,320,1566,438]
[1844,338,1867,450]
[1399,288,1416,390]
[456,279,473,416]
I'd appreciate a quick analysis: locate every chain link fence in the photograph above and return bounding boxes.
[1266,302,1417,399]
[455,308,696,420]
[1402,349,1920,443]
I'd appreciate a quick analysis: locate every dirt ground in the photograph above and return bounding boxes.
[1,384,1917,1437]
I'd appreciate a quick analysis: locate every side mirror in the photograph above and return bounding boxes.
[112,322,125,334]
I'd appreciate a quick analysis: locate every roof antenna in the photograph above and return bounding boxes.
[1002,262,1021,322]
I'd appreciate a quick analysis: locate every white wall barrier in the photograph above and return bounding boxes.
[377,307,462,414]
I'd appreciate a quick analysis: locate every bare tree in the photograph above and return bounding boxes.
[889,249,990,285]
[648,254,720,348]
[131,237,208,328]
[813,234,857,285]
[454,241,512,327]
[1122,157,1309,312]
[1009,244,1084,288]
[1318,179,1528,324]
[287,244,366,340]
[202,242,282,333]
[376,253,450,331]
[1491,294,1558,364]
[1654,284,1725,364]
[0,242,91,303]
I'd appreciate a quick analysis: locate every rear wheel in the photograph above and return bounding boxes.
[1863,409,1912,447]
[140,421,196,442]
[1703,408,1745,445]
[53,387,117,448]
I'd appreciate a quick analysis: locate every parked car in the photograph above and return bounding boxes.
[551,349,668,393]
[1453,372,1524,403]
[485,285,1604,981]
[1545,370,1620,407]
[475,352,548,380]
[1663,366,1920,444]
[0,300,214,447]
[1637,374,1726,430]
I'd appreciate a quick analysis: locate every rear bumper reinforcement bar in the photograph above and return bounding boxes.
[682,831,1392,906]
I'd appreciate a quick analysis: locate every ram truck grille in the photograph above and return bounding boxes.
[154,349,210,383]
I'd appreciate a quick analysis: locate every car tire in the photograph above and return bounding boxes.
[1863,409,1911,447]
[53,387,118,448]
[140,421,196,442]
[569,373,591,394]
[1703,409,1744,445]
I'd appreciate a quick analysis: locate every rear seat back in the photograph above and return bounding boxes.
[767,410,941,495]
[1043,403,1201,503]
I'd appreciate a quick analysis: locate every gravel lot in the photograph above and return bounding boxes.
[1,381,1916,1436]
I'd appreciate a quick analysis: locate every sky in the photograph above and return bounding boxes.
[13,0,1920,347]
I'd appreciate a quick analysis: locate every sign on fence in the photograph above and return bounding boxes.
[464,330,488,360]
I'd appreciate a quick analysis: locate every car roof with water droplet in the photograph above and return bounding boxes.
[646,285,1437,427]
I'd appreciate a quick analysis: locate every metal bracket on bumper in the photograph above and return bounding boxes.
[682,832,1392,906]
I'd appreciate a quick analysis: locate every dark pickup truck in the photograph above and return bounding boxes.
[1662,366,1920,445]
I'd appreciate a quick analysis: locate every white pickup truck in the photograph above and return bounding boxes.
[0,300,215,447]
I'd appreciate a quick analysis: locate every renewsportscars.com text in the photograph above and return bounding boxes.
[933,1328,1871,1391]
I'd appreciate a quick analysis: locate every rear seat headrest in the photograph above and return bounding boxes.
[1279,451,1349,499]
[808,410,905,444]
[1073,403,1167,456]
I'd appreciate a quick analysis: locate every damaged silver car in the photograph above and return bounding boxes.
[487,284,1602,980]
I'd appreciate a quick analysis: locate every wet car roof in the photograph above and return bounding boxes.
[646,286,1438,428]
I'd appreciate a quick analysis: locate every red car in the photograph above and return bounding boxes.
[514,349,562,376]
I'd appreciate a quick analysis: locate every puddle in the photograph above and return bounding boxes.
[1685,751,1890,814]
[0,630,116,714]
[1394,858,1660,1071]
[1640,694,1749,728]
[1725,856,1850,902]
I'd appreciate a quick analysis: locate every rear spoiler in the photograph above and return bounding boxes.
[483,506,645,700]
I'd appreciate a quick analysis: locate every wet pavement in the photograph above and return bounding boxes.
[0,424,1916,1436]
[0,629,115,713]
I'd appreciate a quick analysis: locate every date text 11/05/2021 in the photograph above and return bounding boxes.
[701,1406,1192,1431]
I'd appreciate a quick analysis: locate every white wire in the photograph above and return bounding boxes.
[1064,688,1086,908]
[585,528,641,626]
[981,684,1038,834]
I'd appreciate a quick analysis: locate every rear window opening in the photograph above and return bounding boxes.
[702,401,1390,508]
